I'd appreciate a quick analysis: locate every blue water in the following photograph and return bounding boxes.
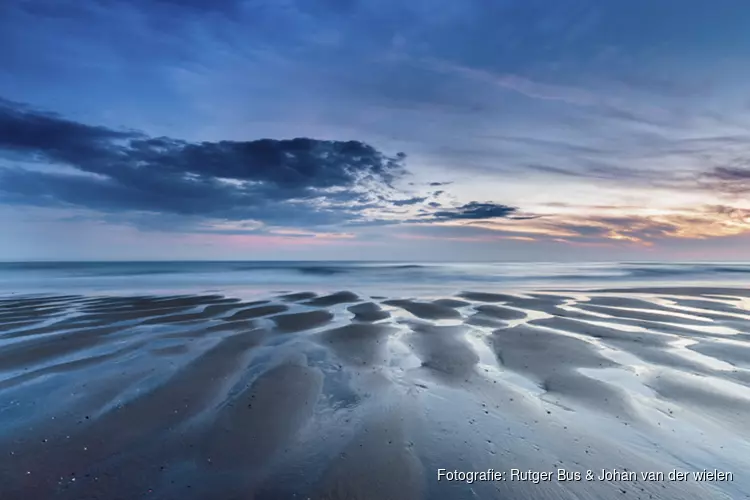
[0,261,748,295]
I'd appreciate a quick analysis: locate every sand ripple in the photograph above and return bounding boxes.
[1,287,749,499]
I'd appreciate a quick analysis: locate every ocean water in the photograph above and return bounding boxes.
[1,261,749,295]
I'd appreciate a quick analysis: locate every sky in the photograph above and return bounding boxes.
[1,0,750,261]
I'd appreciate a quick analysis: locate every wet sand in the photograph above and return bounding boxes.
[1,288,749,499]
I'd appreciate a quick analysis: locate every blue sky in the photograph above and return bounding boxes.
[2,0,750,260]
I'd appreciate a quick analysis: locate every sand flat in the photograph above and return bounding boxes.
[0,287,748,499]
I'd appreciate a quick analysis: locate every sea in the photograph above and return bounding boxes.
[1,261,748,296]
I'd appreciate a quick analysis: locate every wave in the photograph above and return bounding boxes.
[2,261,750,294]
[626,263,750,278]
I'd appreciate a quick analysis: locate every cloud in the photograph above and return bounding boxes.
[700,164,750,194]
[0,98,138,162]
[708,166,750,181]
[423,60,680,128]
[390,196,427,206]
[464,206,750,245]
[0,98,410,228]
[0,98,537,235]
[430,202,518,220]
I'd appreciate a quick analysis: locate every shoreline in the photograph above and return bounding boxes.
[0,286,748,499]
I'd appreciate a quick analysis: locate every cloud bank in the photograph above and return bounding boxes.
[0,99,526,236]
[0,99,413,227]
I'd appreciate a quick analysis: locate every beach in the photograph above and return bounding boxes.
[1,263,749,499]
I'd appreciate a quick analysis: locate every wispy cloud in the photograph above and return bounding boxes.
[455,206,750,245]
[422,59,679,128]
[700,164,750,194]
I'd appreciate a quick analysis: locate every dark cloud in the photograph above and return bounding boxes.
[0,99,410,227]
[699,162,750,194]
[707,166,750,181]
[390,196,427,206]
[429,181,451,186]
[0,98,138,162]
[0,99,535,233]
[430,202,518,220]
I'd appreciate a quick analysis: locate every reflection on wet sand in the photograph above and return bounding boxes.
[1,287,749,499]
